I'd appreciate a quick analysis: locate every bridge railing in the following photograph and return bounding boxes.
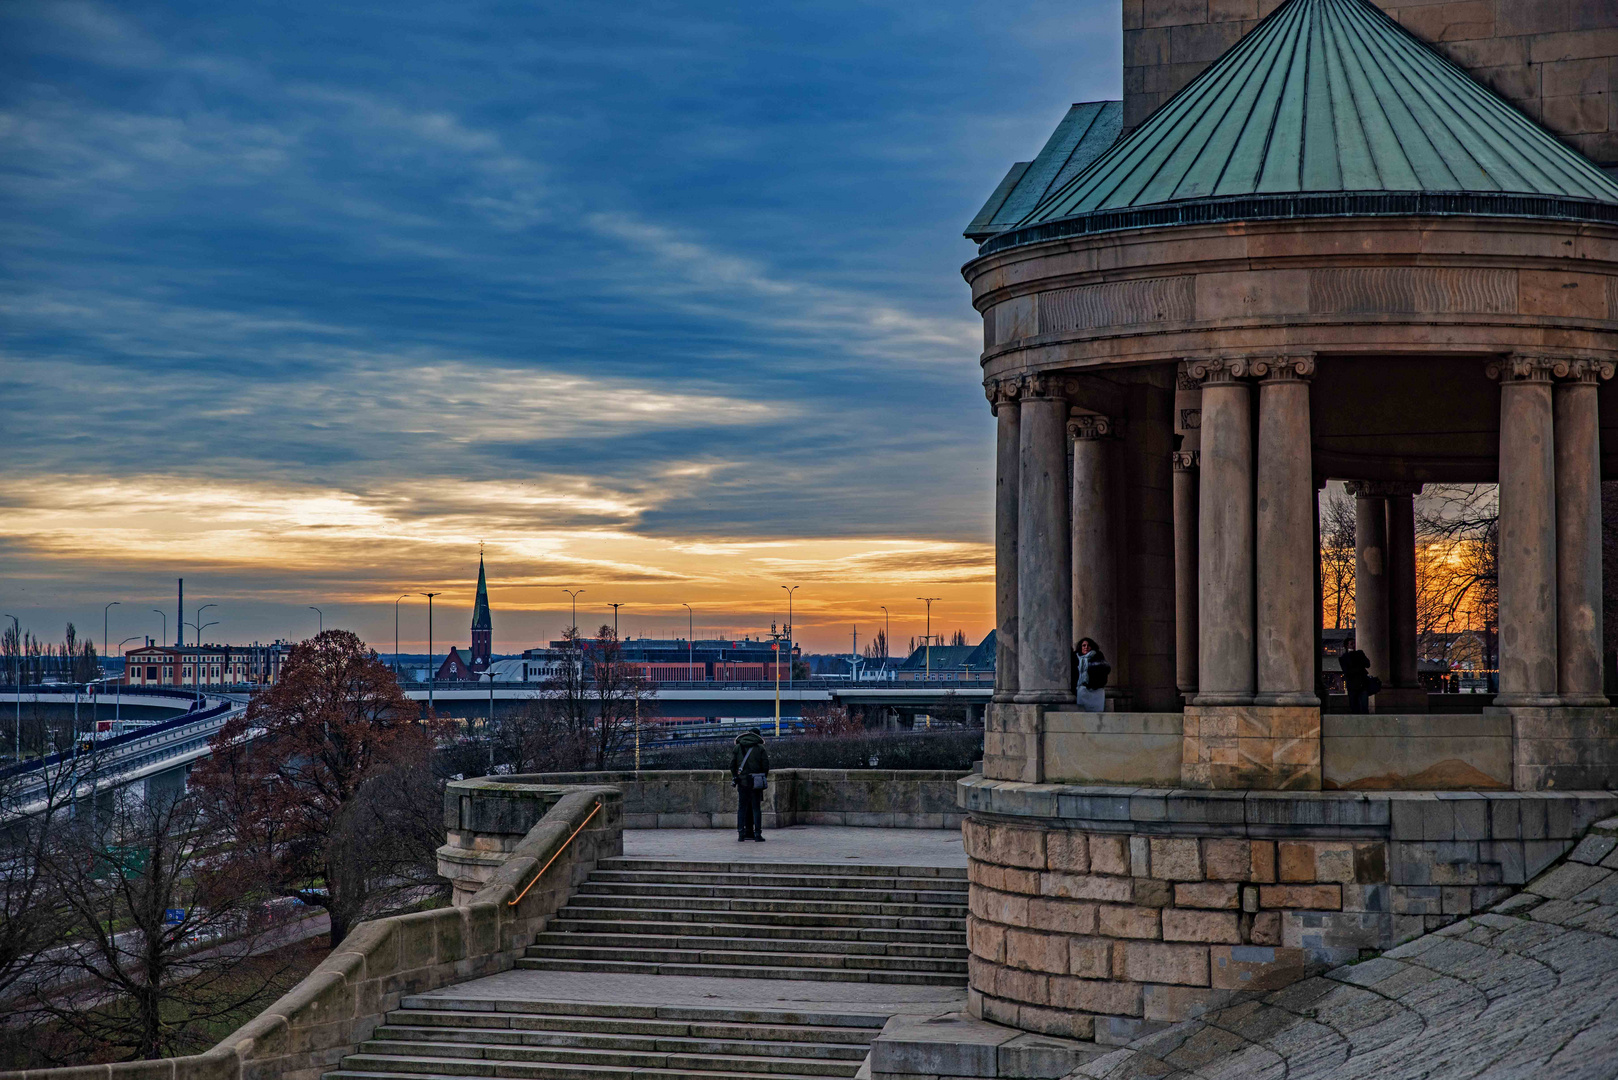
[409,677,996,692]
[0,699,234,781]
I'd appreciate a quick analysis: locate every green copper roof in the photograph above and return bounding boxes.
[965,101,1121,242]
[984,0,1618,254]
[471,556,492,632]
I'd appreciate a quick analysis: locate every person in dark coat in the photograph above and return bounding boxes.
[1340,638,1372,714]
[730,727,771,841]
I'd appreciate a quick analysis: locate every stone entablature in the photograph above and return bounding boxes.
[969,217,1618,402]
[957,776,1618,1044]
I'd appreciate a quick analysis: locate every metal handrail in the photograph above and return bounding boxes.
[507,800,602,907]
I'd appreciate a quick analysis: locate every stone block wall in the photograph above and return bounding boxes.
[958,777,1618,1044]
[1122,0,1618,172]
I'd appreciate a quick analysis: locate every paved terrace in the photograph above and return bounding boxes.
[1077,819,1618,1080]
[418,826,969,1016]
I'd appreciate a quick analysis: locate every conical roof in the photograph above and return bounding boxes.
[471,556,492,632]
[985,0,1618,253]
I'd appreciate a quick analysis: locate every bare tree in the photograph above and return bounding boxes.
[495,695,588,774]
[862,629,888,661]
[37,790,289,1061]
[191,629,440,944]
[1415,484,1500,682]
[800,703,862,738]
[585,627,654,771]
[0,760,76,1003]
[1320,484,1356,629]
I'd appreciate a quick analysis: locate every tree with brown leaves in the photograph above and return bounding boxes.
[191,630,441,945]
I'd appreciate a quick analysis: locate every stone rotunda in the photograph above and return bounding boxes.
[958,0,1618,1046]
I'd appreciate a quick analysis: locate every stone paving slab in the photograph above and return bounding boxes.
[1073,816,1618,1079]
[622,826,967,867]
[418,968,968,1015]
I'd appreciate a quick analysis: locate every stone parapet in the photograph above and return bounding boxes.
[1181,705,1320,790]
[956,775,1618,1044]
[474,769,969,832]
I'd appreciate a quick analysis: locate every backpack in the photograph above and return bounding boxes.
[1086,661,1111,690]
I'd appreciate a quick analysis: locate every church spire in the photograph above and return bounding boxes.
[470,550,492,670]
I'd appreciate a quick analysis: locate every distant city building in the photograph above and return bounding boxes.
[435,553,495,681]
[124,640,292,688]
[897,631,995,681]
[518,637,792,683]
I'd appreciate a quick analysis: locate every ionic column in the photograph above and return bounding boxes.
[1191,359,1255,705]
[1491,356,1560,706]
[1554,359,1612,705]
[1347,483,1390,689]
[1070,413,1118,664]
[1386,487,1422,692]
[1173,449,1200,697]
[1254,357,1318,705]
[989,379,1022,703]
[1016,375,1075,705]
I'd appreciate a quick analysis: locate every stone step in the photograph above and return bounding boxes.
[547,917,965,945]
[596,859,966,880]
[370,1025,872,1059]
[382,1011,881,1047]
[562,894,966,918]
[554,905,963,932]
[513,956,966,985]
[531,932,966,958]
[394,999,889,1029]
[331,1067,838,1080]
[589,870,969,892]
[350,1043,860,1077]
[525,944,967,973]
[577,882,967,904]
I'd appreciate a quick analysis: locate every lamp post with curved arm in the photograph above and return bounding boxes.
[114,636,141,726]
[307,606,322,635]
[4,615,18,762]
[562,590,584,637]
[395,594,409,677]
[152,609,167,650]
[681,603,694,679]
[103,601,120,672]
[781,585,799,689]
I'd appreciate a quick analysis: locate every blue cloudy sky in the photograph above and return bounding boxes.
[0,0,1122,655]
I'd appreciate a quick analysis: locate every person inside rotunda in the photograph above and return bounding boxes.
[1071,637,1108,712]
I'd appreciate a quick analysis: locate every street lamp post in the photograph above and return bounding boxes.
[880,605,890,663]
[395,595,409,677]
[420,593,440,714]
[103,602,120,673]
[563,589,584,635]
[115,636,140,728]
[4,614,19,762]
[482,671,495,774]
[608,603,623,639]
[152,609,167,650]
[681,603,694,680]
[307,606,322,635]
[184,621,218,702]
[918,598,940,681]
[196,603,217,642]
[772,629,782,738]
[781,585,798,689]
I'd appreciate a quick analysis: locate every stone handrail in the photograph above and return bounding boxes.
[0,783,622,1080]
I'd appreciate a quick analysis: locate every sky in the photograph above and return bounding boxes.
[0,0,1124,656]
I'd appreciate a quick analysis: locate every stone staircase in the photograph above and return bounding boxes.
[517,858,970,985]
[328,998,887,1080]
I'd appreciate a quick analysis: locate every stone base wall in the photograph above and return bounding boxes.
[1181,706,1320,790]
[958,777,1618,1045]
[501,769,968,831]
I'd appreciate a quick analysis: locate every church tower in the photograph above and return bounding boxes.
[470,554,492,671]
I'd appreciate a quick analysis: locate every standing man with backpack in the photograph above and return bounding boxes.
[731,727,771,841]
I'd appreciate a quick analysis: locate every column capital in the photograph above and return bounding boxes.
[1252,355,1316,382]
[1176,363,1201,391]
[1187,357,1253,385]
[1487,354,1560,384]
[985,377,1022,410]
[1172,450,1200,471]
[1553,358,1616,384]
[1021,371,1078,400]
[1343,480,1425,498]
[1068,413,1118,441]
